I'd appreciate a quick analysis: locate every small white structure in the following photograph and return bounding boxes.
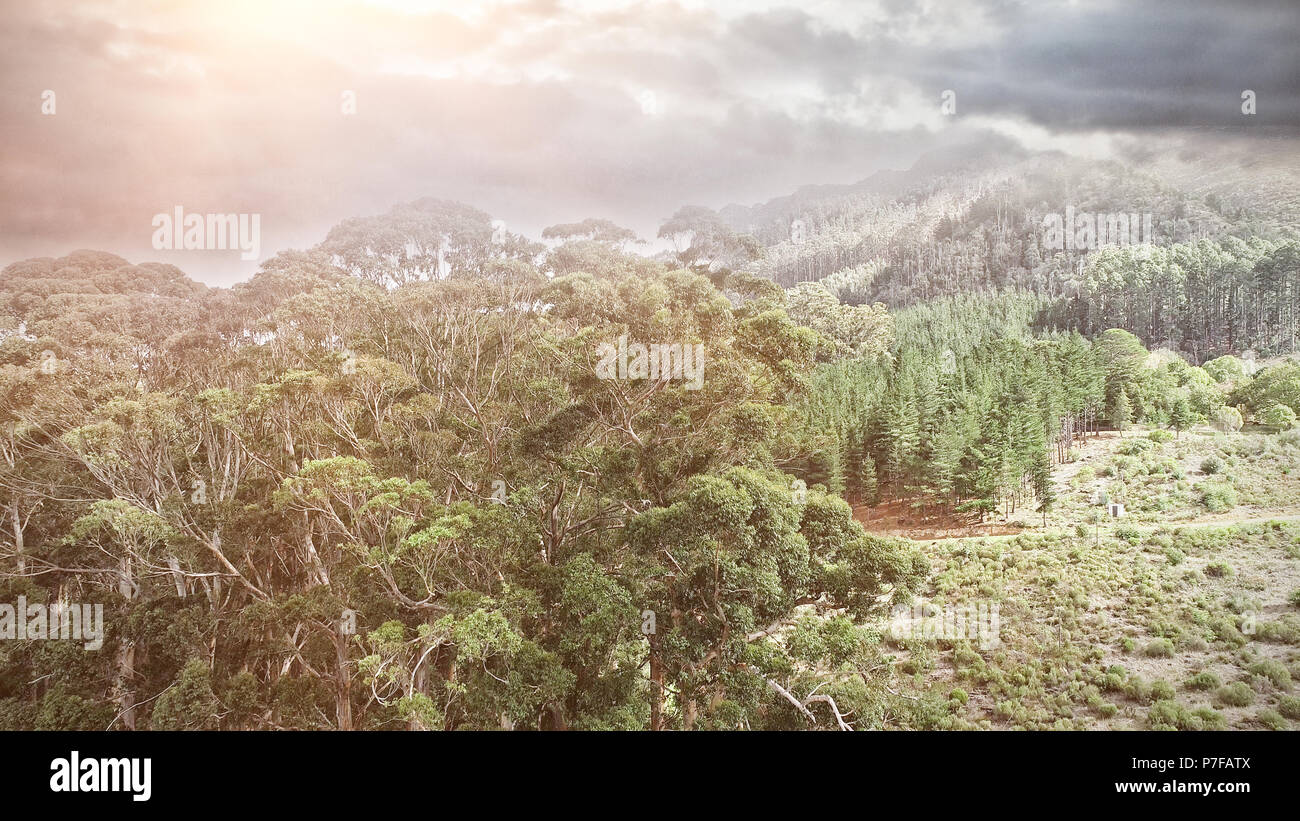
[1108,502,1125,518]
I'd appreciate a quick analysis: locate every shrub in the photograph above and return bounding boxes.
[1204,561,1233,578]
[1198,481,1238,513]
[1200,455,1225,474]
[1165,548,1185,566]
[1124,677,1154,703]
[1120,439,1152,456]
[1148,533,1173,548]
[1148,700,1226,730]
[1278,695,1300,719]
[1212,406,1244,433]
[1143,638,1176,658]
[1148,430,1174,443]
[1185,671,1220,690]
[1214,682,1255,707]
[1246,659,1292,689]
[1209,617,1247,647]
[1262,403,1297,432]
[1255,618,1300,644]
[1255,709,1288,730]
[1226,593,1258,614]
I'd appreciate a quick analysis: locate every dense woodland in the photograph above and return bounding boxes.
[0,223,928,730]
[2,148,1299,729]
[730,151,1300,361]
[795,290,1300,522]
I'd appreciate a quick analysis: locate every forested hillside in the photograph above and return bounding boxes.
[3,152,1300,730]
[0,232,932,730]
[709,142,1300,360]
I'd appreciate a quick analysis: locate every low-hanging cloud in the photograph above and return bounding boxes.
[0,0,1295,285]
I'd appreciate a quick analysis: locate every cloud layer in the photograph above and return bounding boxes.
[2,0,1295,284]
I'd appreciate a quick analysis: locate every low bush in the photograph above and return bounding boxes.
[1214,682,1255,707]
[1185,671,1220,690]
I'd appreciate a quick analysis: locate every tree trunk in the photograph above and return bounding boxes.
[649,635,664,731]
[334,628,353,731]
[116,557,137,729]
[10,503,24,574]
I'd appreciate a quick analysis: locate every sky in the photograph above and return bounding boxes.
[1,0,1297,285]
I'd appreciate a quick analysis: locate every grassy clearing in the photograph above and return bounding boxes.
[1048,426,1300,530]
[879,519,1300,729]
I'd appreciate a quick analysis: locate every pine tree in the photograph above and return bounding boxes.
[843,430,878,505]
[1031,449,1055,527]
[1169,395,1195,439]
[1112,389,1131,436]
[877,384,919,498]
[857,453,878,505]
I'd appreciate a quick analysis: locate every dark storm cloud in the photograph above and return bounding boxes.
[0,0,1294,285]
[929,0,1300,129]
[717,0,1299,128]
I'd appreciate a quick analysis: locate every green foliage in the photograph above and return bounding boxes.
[150,659,219,730]
[1148,700,1227,731]
[1198,481,1238,513]
[1204,356,1248,384]
[1262,403,1297,431]
[1254,708,1288,730]
[1278,695,1300,720]
[1245,659,1291,689]
[1149,679,1176,701]
[1212,405,1243,433]
[1142,638,1175,658]
[1210,616,1248,647]
[1185,671,1220,690]
[1204,561,1234,578]
[1214,682,1255,707]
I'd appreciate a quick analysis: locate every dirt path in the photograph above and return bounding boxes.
[904,510,1300,544]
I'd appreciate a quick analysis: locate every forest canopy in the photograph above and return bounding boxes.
[2,164,1298,730]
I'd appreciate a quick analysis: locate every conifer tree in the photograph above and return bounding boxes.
[1112,389,1132,436]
